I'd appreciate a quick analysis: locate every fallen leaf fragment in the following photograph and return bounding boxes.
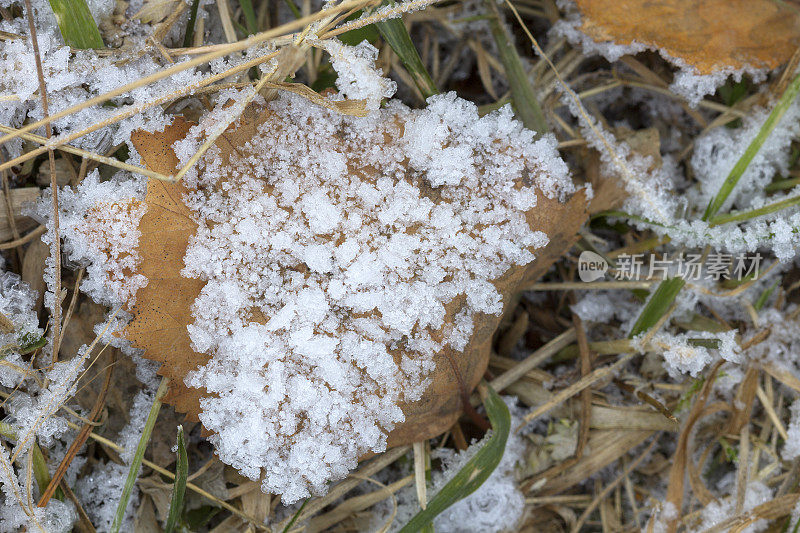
[126,120,208,415]
[0,188,40,241]
[573,0,800,74]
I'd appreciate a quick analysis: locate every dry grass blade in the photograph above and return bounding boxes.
[701,494,800,533]
[0,124,171,181]
[306,475,410,532]
[273,446,411,531]
[412,441,428,511]
[519,352,636,427]
[664,361,725,533]
[533,429,656,495]
[614,378,677,422]
[0,226,46,250]
[24,0,62,369]
[590,405,679,432]
[571,437,658,532]
[490,328,576,393]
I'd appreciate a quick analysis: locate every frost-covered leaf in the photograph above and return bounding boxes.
[556,0,800,105]
[83,93,586,503]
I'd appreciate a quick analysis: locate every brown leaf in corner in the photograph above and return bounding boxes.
[574,0,800,75]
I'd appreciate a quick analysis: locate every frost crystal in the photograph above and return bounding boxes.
[0,443,76,533]
[320,39,397,111]
[75,461,139,532]
[32,170,148,308]
[784,400,800,461]
[698,480,773,533]
[640,330,739,377]
[0,272,40,388]
[172,92,573,503]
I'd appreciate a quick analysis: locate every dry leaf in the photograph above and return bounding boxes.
[95,103,588,454]
[0,188,39,241]
[21,237,48,313]
[126,119,207,416]
[133,0,180,24]
[574,0,800,74]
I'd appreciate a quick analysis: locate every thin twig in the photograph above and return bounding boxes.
[23,0,61,365]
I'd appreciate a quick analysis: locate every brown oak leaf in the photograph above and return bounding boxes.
[108,104,589,450]
[574,0,800,75]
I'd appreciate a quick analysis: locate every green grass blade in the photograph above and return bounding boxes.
[483,0,547,135]
[0,422,52,496]
[110,377,169,533]
[239,0,258,34]
[591,209,676,230]
[46,0,104,49]
[754,279,779,311]
[281,0,302,20]
[628,277,686,338]
[164,425,188,533]
[709,193,800,226]
[703,70,800,221]
[182,0,202,47]
[31,443,52,497]
[339,12,380,46]
[398,385,510,533]
[281,499,309,533]
[375,1,438,100]
[791,514,800,533]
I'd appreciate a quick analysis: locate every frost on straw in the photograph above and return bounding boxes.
[0,17,277,160]
[67,89,579,503]
[564,82,800,262]
[0,269,80,533]
[0,271,40,388]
